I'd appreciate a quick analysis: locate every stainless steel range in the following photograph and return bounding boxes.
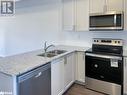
[85,38,123,95]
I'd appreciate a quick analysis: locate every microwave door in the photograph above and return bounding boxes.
[89,14,123,31]
[90,15,115,27]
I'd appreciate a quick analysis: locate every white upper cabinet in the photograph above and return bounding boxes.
[62,0,89,32]
[62,0,75,31]
[89,0,124,14]
[75,0,89,31]
[89,0,105,13]
[124,0,127,30]
[107,0,123,12]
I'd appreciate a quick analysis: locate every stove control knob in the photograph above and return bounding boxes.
[118,41,120,43]
[115,41,117,43]
[100,75,104,79]
[94,64,98,68]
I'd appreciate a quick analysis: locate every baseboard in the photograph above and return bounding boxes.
[75,80,85,85]
[63,81,75,94]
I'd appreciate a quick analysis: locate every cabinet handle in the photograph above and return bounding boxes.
[125,59,127,67]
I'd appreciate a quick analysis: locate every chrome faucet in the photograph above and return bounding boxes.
[44,41,55,53]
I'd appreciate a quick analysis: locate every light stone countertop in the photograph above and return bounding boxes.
[123,50,127,57]
[123,45,127,57]
[0,45,89,76]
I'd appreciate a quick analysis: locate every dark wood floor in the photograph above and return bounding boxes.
[64,84,105,95]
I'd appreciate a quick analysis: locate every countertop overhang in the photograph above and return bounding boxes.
[0,45,89,76]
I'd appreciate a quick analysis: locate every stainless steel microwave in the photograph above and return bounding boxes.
[89,11,124,31]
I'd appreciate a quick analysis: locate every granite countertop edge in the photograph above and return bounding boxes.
[0,45,90,76]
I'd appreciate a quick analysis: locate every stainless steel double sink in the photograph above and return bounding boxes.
[38,50,67,57]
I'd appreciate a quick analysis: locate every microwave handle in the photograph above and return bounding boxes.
[85,53,122,60]
[114,14,117,26]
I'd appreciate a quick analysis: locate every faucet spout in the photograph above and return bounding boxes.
[44,42,55,53]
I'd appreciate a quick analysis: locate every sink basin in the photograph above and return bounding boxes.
[48,50,67,55]
[38,50,67,58]
[38,53,57,57]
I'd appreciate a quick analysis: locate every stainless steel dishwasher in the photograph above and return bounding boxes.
[17,63,51,95]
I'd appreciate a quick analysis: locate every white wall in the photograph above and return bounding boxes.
[0,28,5,56]
[63,31,127,49]
[0,0,63,57]
[0,0,127,57]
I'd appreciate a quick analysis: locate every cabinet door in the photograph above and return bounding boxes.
[75,0,89,31]
[89,0,105,13]
[124,57,127,95]
[107,0,123,12]
[76,52,85,83]
[90,0,123,14]
[62,0,75,31]
[124,0,127,30]
[64,53,75,90]
[51,58,64,95]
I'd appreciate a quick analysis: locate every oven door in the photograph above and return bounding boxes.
[85,53,123,85]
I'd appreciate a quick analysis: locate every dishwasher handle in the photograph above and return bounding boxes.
[35,72,42,78]
[18,63,51,83]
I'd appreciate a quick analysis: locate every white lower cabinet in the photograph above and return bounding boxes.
[51,53,75,95]
[51,58,64,95]
[75,52,85,83]
[64,53,75,91]
[124,57,127,95]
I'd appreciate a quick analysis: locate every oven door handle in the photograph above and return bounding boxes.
[85,53,122,60]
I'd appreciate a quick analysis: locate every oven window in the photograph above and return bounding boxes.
[85,55,123,85]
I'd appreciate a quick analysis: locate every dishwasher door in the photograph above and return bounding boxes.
[17,63,51,95]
